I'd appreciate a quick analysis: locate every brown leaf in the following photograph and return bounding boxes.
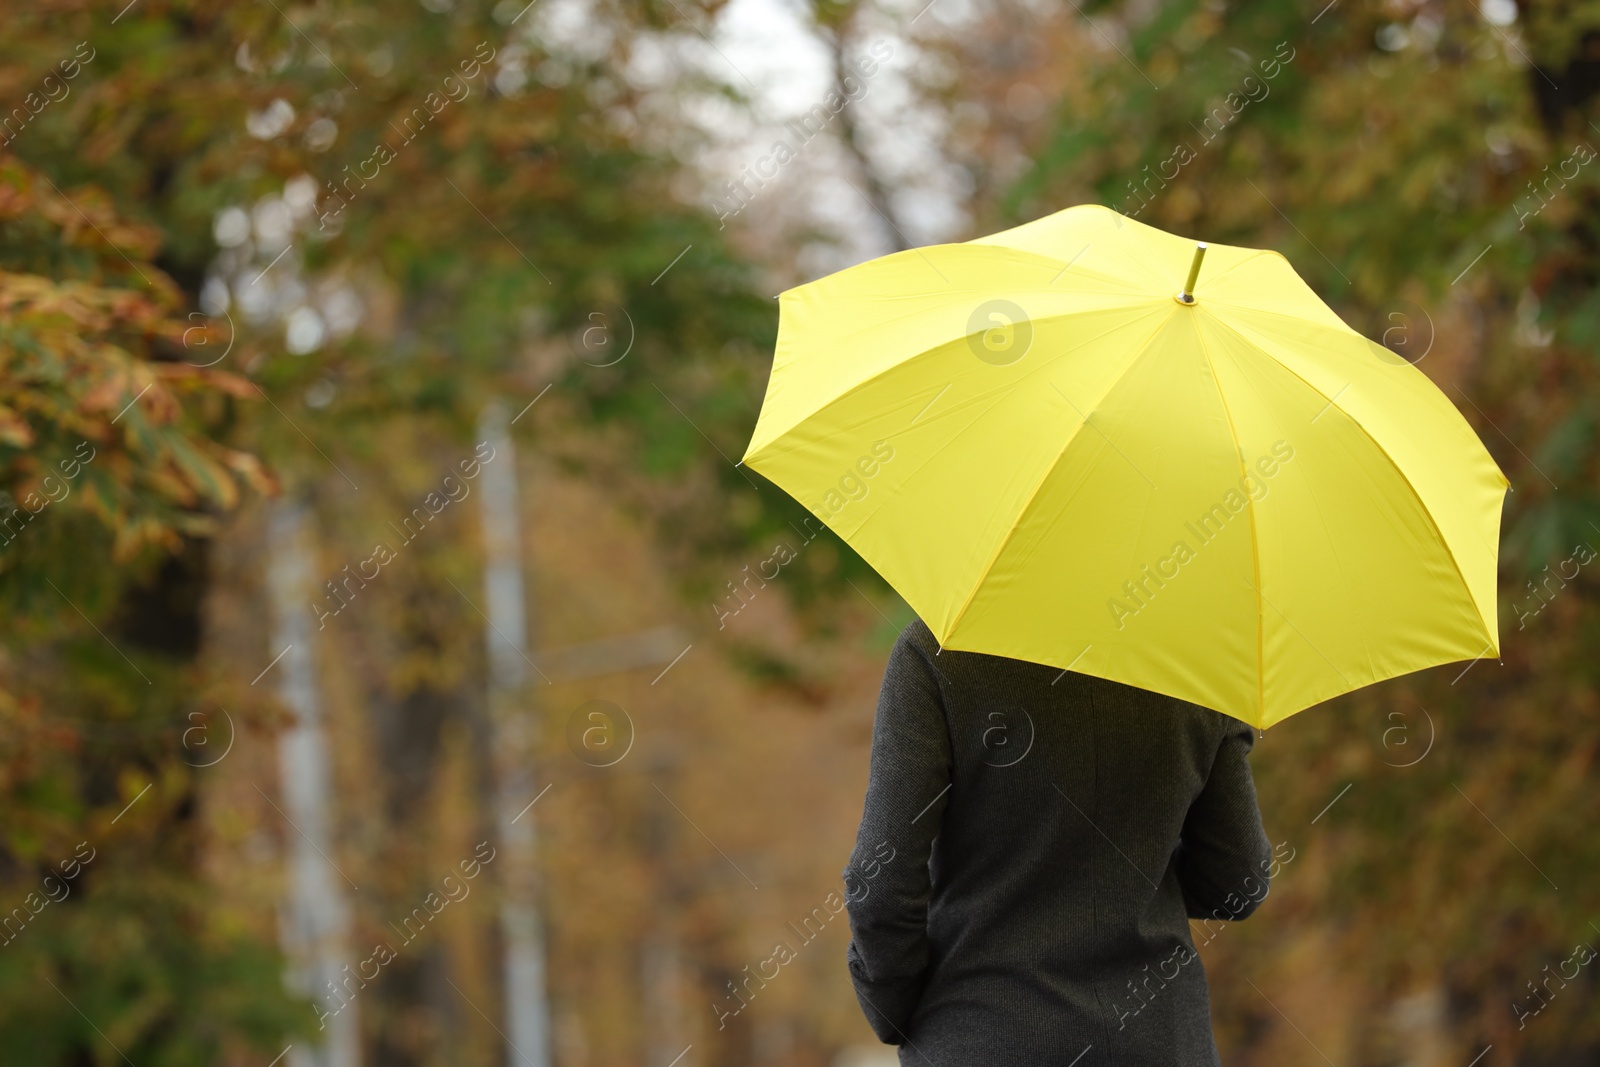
[0,404,34,448]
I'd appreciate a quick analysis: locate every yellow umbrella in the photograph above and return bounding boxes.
[741,204,1508,728]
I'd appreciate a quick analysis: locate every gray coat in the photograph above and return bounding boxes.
[844,619,1276,1066]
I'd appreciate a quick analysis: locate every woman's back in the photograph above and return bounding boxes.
[845,619,1275,1066]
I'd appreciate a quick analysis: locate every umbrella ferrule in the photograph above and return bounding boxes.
[1176,242,1208,305]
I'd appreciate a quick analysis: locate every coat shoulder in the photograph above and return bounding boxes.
[897,616,940,657]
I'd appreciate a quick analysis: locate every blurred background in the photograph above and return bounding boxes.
[0,0,1596,1064]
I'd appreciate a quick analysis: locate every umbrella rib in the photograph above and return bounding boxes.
[748,300,1169,469]
[941,309,1179,644]
[1189,316,1267,725]
[750,273,1161,458]
[810,311,1189,583]
[1204,310,1495,649]
[1202,307,1507,507]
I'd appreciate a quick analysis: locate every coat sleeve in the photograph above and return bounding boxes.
[1173,716,1274,921]
[843,630,952,1046]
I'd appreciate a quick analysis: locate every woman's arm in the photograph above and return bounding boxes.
[1173,717,1274,921]
[843,628,952,1045]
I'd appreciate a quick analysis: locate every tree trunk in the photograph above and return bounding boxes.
[266,499,363,1067]
[478,402,555,1067]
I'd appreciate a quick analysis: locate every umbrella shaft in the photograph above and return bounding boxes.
[1180,242,1208,301]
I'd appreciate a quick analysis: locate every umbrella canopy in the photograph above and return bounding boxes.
[741,204,1508,728]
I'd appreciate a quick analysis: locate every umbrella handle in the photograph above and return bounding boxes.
[1176,242,1208,305]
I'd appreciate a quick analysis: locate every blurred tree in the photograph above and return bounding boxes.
[7,0,1595,1063]
[0,149,297,1063]
[0,0,852,1063]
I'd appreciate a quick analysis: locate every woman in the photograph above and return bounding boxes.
[844,618,1277,1065]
